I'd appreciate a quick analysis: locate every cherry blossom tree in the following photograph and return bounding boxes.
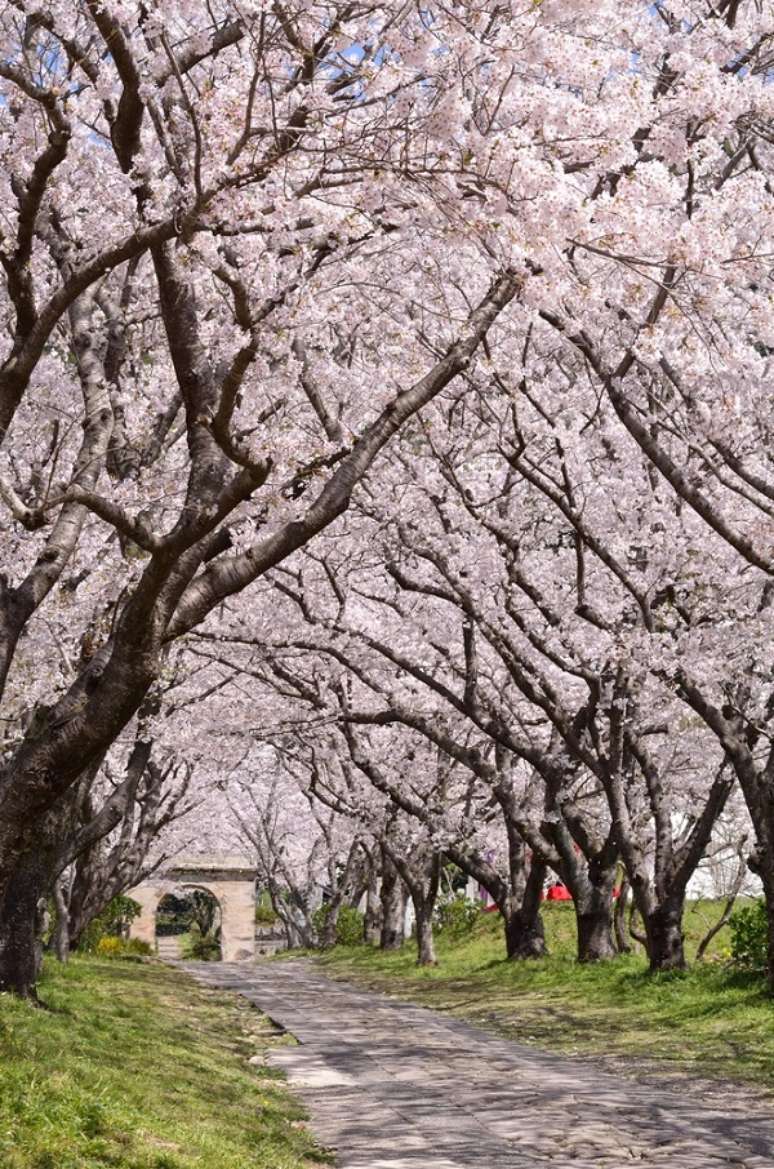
[193,304,766,971]
[0,0,522,996]
[1,0,770,997]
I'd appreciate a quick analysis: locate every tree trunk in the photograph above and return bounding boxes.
[67,856,114,953]
[52,877,71,964]
[414,904,437,966]
[576,903,617,962]
[319,903,340,949]
[0,855,50,998]
[502,853,547,959]
[380,856,407,951]
[503,906,546,959]
[571,869,618,962]
[364,867,381,944]
[380,893,406,949]
[0,779,107,990]
[645,897,687,971]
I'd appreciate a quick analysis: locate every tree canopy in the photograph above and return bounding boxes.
[0,0,771,997]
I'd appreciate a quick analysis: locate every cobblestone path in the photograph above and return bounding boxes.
[184,959,774,1169]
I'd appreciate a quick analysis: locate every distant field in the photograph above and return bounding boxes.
[0,956,326,1169]
[316,899,774,1091]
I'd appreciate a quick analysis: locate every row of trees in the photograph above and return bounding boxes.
[0,0,771,997]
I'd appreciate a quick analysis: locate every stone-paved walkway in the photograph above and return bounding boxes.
[183,959,774,1169]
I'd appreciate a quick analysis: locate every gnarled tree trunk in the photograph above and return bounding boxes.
[644,897,687,971]
[379,850,408,950]
[503,904,546,959]
[0,855,51,998]
[575,901,617,962]
[502,860,547,959]
[569,861,619,962]
[415,904,437,966]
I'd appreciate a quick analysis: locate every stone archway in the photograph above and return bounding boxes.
[129,856,256,962]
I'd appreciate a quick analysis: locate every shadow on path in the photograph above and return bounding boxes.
[182,959,773,1169]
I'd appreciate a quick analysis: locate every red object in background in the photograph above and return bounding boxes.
[544,884,572,901]
[482,886,622,911]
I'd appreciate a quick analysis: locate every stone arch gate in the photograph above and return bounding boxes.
[129,855,256,962]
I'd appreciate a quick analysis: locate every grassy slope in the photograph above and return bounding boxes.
[317,900,774,1091]
[0,956,327,1169]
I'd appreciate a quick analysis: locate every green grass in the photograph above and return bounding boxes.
[315,900,774,1091]
[0,955,328,1169]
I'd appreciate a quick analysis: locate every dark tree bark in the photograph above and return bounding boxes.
[379,849,408,950]
[644,897,687,972]
[386,844,442,966]
[0,854,51,998]
[575,900,618,962]
[415,903,438,966]
[502,858,547,959]
[566,857,618,962]
[596,680,735,973]
[0,789,81,997]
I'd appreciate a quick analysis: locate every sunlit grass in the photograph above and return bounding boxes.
[0,956,328,1169]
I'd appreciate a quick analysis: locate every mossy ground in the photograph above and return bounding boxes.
[0,955,328,1169]
[315,899,774,1090]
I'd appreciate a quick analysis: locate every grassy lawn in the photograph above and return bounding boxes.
[315,900,774,1091]
[0,955,327,1169]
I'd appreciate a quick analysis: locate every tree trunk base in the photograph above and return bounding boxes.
[576,909,617,962]
[505,911,546,960]
[0,859,49,1000]
[646,908,686,972]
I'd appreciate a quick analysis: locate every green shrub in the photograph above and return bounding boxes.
[188,934,222,960]
[181,923,222,961]
[312,903,364,947]
[78,895,143,953]
[435,896,480,939]
[255,901,279,925]
[336,905,365,946]
[729,899,768,972]
[95,936,152,959]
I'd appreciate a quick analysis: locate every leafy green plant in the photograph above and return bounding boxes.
[181,922,222,961]
[729,899,768,972]
[255,901,279,926]
[434,895,480,939]
[95,936,152,959]
[312,903,365,947]
[189,936,222,961]
[78,896,142,953]
[336,905,365,946]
